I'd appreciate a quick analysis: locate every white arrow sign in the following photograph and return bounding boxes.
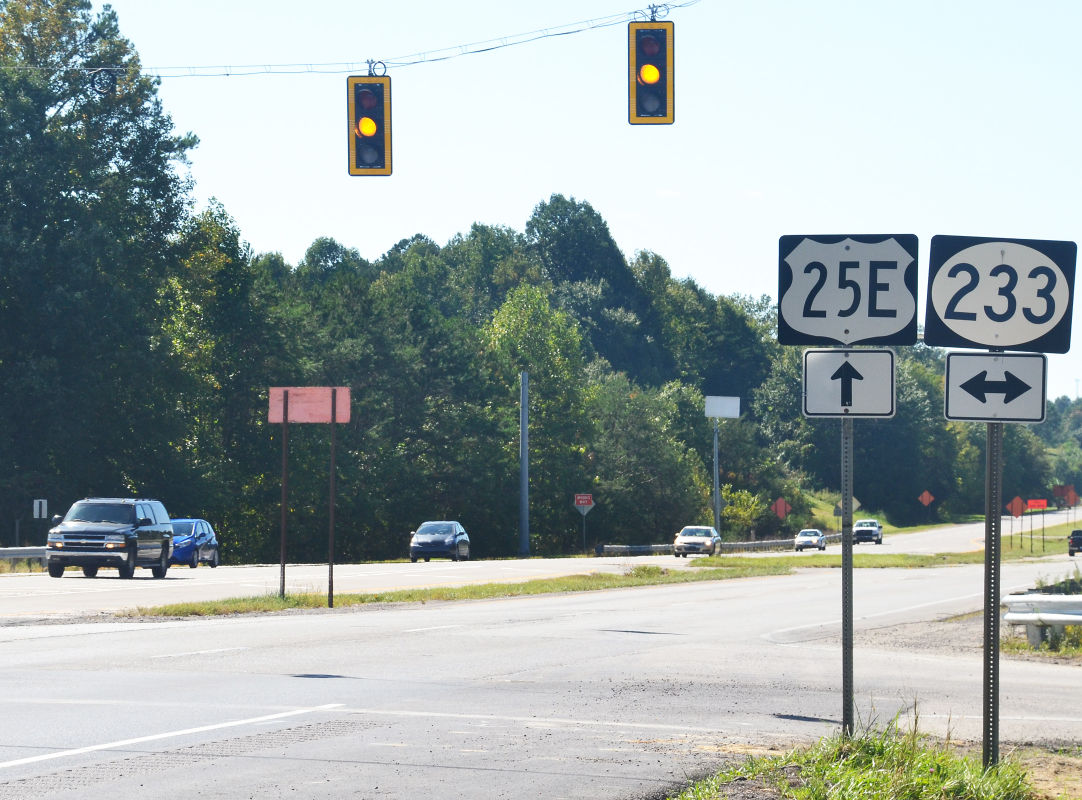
[944,352,1046,423]
[803,349,896,418]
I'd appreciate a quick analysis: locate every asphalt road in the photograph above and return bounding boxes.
[0,518,1079,799]
[2,512,1075,619]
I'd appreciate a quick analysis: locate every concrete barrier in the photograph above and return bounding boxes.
[1004,593,1082,647]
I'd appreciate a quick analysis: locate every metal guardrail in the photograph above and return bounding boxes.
[0,546,47,566]
[1004,593,1082,646]
[601,534,843,557]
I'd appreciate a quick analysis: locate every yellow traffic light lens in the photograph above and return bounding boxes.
[356,116,378,137]
[639,64,660,85]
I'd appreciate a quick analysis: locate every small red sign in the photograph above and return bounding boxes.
[771,497,791,519]
[1026,498,1048,510]
[918,490,935,507]
[1067,488,1080,507]
[1005,496,1025,517]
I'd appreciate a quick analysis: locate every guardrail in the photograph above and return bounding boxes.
[1004,593,1082,646]
[601,534,844,557]
[0,546,47,568]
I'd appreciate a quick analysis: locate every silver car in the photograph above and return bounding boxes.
[674,526,721,557]
[794,528,826,552]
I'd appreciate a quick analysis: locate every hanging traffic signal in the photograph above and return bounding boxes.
[347,75,391,175]
[628,21,673,124]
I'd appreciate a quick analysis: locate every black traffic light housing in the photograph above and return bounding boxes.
[347,75,391,175]
[628,21,674,124]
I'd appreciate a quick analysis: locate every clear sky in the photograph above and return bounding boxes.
[93,0,1082,401]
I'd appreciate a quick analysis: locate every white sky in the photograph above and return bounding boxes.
[93,0,1082,401]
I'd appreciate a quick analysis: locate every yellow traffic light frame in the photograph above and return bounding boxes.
[628,21,674,125]
[347,75,392,176]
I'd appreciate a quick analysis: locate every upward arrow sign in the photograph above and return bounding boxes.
[831,361,864,407]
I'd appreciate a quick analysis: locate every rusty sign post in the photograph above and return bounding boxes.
[269,387,351,605]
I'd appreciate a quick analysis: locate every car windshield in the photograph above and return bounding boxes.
[798,530,819,537]
[856,520,877,527]
[65,503,135,524]
[680,528,712,537]
[417,522,453,535]
[172,522,195,536]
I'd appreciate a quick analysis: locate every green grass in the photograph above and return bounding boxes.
[126,547,1074,618]
[123,561,796,617]
[670,720,1035,800]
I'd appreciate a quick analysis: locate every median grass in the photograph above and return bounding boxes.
[123,561,796,617]
[126,550,1030,618]
[669,719,1046,800]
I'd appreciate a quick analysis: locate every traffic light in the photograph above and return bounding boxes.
[628,21,673,124]
[347,75,391,175]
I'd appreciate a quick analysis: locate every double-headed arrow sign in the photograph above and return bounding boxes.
[944,353,1046,423]
[959,370,1031,404]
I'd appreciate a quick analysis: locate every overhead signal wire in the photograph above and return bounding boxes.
[2,1,699,80]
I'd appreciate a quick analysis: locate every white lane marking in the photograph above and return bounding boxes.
[341,707,722,733]
[0,703,343,770]
[150,647,247,659]
[766,589,985,640]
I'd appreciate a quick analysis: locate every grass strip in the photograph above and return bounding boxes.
[671,720,1035,800]
[124,561,795,617]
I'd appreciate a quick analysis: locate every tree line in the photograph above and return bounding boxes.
[3,1,1080,561]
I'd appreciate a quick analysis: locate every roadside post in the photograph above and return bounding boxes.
[925,234,1076,766]
[269,387,351,606]
[574,493,595,553]
[779,233,916,736]
[704,396,740,531]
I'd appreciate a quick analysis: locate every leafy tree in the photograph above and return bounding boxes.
[486,285,590,554]
[0,0,196,532]
[583,370,709,548]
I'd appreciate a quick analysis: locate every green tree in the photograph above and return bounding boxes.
[486,285,590,554]
[0,0,196,531]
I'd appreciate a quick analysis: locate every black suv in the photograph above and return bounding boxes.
[46,498,174,579]
[1069,530,1082,557]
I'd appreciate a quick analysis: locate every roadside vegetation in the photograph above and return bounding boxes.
[126,549,1049,618]
[667,719,1081,800]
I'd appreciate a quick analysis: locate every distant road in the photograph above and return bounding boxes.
[1,511,1076,620]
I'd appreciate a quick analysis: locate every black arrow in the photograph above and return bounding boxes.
[831,360,863,407]
[960,370,1031,404]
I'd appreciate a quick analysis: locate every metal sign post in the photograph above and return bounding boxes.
[841,416,854,736]
[925,235,1076,766]
[704,396,740,532]
[983,420,1003,766]
[269,386,351,605]
[574,494,595,553]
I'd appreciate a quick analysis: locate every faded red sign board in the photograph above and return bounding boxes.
[1005,496,1025,517]
[269,387,351,423]
[1026,498,1047,510]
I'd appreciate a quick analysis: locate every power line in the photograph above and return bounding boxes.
[2,1,699,79]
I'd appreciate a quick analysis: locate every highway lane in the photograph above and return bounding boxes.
[2,514,1077,619]
[1,557,1080,800]
[4,513,1077,619]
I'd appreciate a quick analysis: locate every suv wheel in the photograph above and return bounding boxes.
[47,562,64,578]
[118,550,136,579]
[82,566,99,578]
[151,547,169,579]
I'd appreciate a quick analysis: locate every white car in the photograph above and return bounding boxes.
[794,528,826,552]
[673,526,721,557]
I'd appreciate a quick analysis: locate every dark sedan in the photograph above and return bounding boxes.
[410,521,470,562]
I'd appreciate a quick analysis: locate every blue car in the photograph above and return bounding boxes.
[170,518,220,568]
